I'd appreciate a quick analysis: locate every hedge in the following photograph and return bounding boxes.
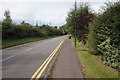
[2,21,63,40]
[88,2,120,69]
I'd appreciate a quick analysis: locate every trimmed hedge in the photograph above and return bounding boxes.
[88,2,120,69]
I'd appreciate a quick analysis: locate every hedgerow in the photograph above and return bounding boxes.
[2,10,63,40]
[88,2,120,69]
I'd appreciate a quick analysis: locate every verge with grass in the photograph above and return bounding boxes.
[2,36,59,49]
[71,37,118,78]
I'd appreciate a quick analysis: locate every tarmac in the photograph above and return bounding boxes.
[50,39,85,79]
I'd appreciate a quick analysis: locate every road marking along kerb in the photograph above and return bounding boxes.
[35,46,59,80]
[30,46,58,80]
[30,40,64,80]
[30,41,62,80]
[35,41,63,79]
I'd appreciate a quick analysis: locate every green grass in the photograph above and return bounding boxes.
[71,37,118,78]
[71,38,88,50]
[2,36,58,49]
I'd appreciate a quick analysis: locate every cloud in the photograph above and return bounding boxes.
[0,2,73,26]
[0,0,118,26]
[33,2,73,26]
[0,0,117,2]
[1,2,37,19]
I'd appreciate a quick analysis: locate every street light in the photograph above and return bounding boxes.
[74,0,77,47]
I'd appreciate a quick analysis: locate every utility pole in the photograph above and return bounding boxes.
[74,0,77,47]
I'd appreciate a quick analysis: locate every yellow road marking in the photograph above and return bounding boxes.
[35,45,59,80]
[36,41,63,79]
[30,40,64,80]
[30,45,59,80]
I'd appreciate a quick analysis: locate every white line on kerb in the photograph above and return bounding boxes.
[0,55,15,62]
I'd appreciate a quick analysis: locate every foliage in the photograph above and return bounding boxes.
[71,37,118,78]
[65,8,75,36]
[72,9,94,44]
[4,10,12,22]
[2,10,63,40]
[88,2,120,69]
[59,25,68,35]
[65,3,94,44]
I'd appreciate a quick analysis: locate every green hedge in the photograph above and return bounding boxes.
[88,2,120,69]
[2,21,63,40]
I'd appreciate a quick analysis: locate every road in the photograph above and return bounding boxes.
[1,36,66,79]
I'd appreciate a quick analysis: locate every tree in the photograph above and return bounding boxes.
[21,21,25,24]
[72,9,94,44]
[2,10,63,40]
[2,10,14,39]
[59,25,68,35]
[65,3,94,44]
[4,10,12,22]
[55,26,57,28]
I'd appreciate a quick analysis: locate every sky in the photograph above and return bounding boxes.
[0,0,118,27]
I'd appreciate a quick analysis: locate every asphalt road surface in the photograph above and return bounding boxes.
[1,36,66,78]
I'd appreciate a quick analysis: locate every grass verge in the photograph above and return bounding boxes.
[71,37,118,78]
[2,36,59,49]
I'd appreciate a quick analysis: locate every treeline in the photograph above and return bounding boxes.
[64,2,120,69]
[1,10,63,40]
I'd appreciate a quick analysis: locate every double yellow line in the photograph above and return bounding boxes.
[30,40,64,80]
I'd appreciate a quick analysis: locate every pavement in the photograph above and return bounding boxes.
[50,39,85,78]
[1,36,66,78]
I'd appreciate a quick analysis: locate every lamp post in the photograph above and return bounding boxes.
[74,0,77,47]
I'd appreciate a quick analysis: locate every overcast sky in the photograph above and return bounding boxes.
[0,0,117,27]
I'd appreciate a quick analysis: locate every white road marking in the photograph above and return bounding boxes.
[25,48,33,51]
[0,55,15,62]
[25,45,40,51]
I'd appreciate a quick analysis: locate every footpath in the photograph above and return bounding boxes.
[50,39,85,78]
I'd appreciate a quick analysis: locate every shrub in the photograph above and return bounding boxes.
[88,2,120,68]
